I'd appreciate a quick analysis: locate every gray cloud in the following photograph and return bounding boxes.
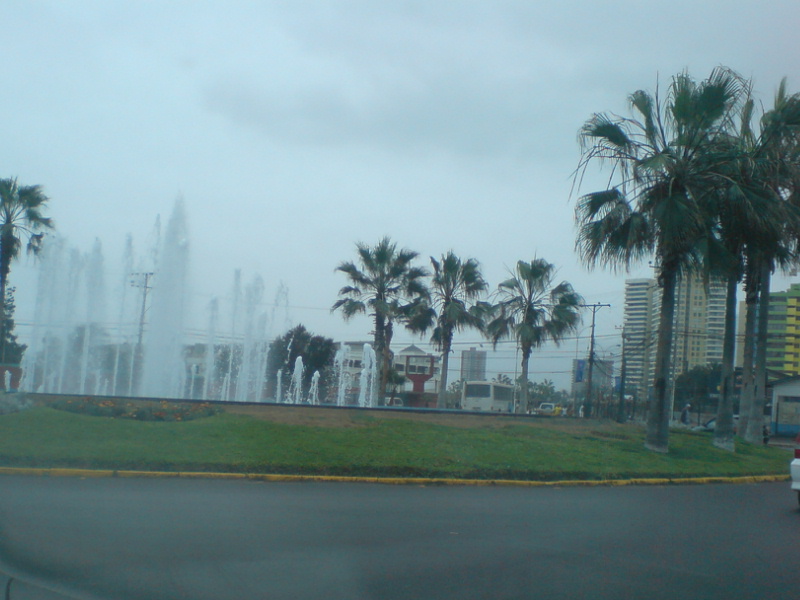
[202,70,555,159]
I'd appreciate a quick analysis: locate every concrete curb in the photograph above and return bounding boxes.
[0,467,790,487]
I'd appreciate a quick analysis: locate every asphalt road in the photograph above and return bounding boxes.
[0,476,796,600]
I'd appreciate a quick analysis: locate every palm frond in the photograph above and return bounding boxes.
[0,177,52,279]
[331,298,365,319]
[575,188,652,270]
[580,115,632,149]
[629,90,659,144]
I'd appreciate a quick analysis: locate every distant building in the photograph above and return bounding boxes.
[572,358,614,399]
[770,375,800,435]
[671,274,725,375]
[623,279,660,402]
[392,344,440,394]
[623,274,725,403]
[460,347,487,381]
[765,283,800,379]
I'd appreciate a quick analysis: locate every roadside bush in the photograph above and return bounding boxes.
[49,397,220,422]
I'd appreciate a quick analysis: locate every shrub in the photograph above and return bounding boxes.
[49,397,220,422]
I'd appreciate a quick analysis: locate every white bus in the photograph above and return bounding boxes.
[461,381,515,413]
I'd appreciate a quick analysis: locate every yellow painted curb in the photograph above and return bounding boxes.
[0,467,789,487]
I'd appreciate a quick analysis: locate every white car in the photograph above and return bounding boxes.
[792,434,800,507]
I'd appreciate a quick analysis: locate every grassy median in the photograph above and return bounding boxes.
[0,397,791,481]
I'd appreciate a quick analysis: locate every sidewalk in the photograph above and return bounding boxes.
[768,436,796,450]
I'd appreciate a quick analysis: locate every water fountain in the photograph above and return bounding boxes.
[21,199,284,403]
[19,199,375,408]
[275,370,283,404]
[333,345,349,407]
[308,370,320,405]
[140,199,189,399]
[233,276,269,403]
[287,356,304,404]
[357,344,377,408]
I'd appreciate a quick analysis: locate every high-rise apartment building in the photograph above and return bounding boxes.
[623,274,725,402]
[622,279,661,402]
[460,347,487,381]
[766,283,800,378]
[671,275,726,374]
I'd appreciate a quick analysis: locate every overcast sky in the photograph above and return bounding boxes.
[3,1,800,388]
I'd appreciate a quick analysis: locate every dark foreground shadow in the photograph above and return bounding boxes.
[0,573,79,600]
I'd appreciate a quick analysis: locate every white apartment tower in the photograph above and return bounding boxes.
[671,275,726,375]
[623,274,726,402]
[623,279,661,402]
[460,347,487,381]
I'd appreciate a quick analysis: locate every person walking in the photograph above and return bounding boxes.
[680,403,691,426]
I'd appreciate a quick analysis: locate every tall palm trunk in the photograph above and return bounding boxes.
[380,319,394,407]
[713,275,738,451]
[518,346,531,414]
[744,264,771,443]
[646,266,678,453]
[436,330,452,409]
[738,264,760,437]
[373,312,386,406]
[0,231,12,365]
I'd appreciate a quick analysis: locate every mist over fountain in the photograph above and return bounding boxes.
[140,199,189,398]
[20,200,289,403]
[18,199,375,407]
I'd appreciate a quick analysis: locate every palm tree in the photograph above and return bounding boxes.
[0,177,52,364]
[733,80,800,443]
[486,258,581,414]
[332,237,429,404]
[425,252,490,409]
[574,67,748,452]
[667,78,800,450]
[703,97,767,452]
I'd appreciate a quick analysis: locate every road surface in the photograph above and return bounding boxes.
[0,476,796,599]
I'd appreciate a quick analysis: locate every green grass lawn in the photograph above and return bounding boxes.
[0,406,791,481]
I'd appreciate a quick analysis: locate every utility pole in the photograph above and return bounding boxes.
[616,326,627,424]
[581,303,611,418]
[130,272,153,393]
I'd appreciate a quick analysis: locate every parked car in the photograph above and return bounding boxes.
[533,402,560,416]
[692,416,738,434]
[791,434,800,507]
